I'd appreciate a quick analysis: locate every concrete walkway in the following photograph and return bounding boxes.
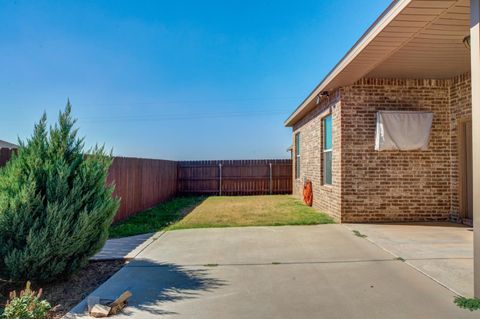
[91,233,157,261]
[346,222,474,297]
[67,225,478,318]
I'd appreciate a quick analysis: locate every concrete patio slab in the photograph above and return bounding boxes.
[345,223,474,297]
[132,225,395,265]
[67,225,478,318]
[67,260,477,319]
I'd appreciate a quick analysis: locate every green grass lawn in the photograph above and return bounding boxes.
[169,195,334,230]
[108,196,204,238]
[109,195,334,238]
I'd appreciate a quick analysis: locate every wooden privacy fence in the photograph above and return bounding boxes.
[107,157,178,222]
[0,148,14,167]
[178,159,292,196]
[0,148,292,221]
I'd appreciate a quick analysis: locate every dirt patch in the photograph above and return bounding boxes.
[0,260,124,319]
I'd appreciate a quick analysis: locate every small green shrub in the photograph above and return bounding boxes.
[3,282,51,319]
[0,103,119,282]
[454,296,480,311]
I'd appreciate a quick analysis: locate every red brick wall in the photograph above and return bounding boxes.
[291,75,472,223]
[449,73,472,221]
[341,78,452,222]
[292,90,342,222]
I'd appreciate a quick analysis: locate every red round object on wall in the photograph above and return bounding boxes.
[303,179,313,206]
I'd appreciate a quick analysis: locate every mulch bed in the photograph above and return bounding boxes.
[0,260,124,319]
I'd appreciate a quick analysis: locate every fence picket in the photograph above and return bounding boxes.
[177,159,292,196]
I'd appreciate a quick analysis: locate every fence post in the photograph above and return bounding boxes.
[269,162,273,195]
[219,163,222,196]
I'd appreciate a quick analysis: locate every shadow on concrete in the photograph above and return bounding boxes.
[71,259,226,317]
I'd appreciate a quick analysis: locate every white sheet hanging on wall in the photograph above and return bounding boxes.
[375,111,434,151]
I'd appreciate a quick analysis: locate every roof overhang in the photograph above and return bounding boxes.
[285,0,471,127]
[0,140,18,149]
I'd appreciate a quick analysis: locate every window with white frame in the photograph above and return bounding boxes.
[295,132,300,179]
[323,115,332,185]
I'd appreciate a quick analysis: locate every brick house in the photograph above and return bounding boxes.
[285,0,475,225]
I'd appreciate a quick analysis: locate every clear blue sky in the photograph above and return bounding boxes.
[0,0,391,160]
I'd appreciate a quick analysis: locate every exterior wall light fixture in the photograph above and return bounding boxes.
[464,35,471,49]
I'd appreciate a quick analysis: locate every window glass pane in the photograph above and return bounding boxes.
[296,159,300,179]
[324,151,332,184]
[295,133,300,179]
[324,115,332,150]
[295,133,300,154]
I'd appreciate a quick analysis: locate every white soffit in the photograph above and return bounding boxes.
[285,0,471,127]
[368,0,471,78]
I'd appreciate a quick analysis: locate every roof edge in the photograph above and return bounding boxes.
[0,139,19,149]
[284,0,411,127]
